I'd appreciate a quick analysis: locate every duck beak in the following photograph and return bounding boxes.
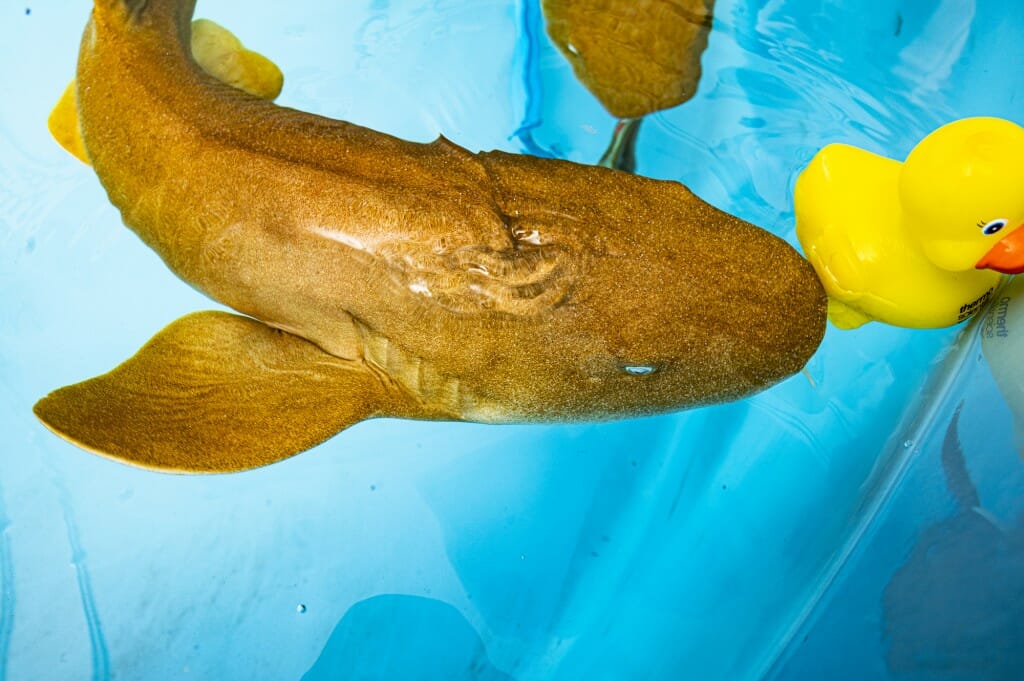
[977,224,1024,274]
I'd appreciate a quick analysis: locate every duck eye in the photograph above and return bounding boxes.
[981,218,1008,235]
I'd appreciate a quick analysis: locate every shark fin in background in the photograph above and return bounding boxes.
[34,311,406,473]
[47,18,283,164]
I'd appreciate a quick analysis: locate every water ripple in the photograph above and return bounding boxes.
[52,474,110,681]
[510,0,558,157]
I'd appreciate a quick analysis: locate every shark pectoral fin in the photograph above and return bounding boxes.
[48,80,90,165]
[190,19,283,101]
[33,311,401,474]
[48,19,281,164]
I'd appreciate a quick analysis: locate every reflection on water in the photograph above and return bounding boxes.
[771,317,1024,679]
[981,277,1024,455]
[883,405,1024,680]
[303,595,515,681]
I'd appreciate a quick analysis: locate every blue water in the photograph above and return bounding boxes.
[1,1,1022,679]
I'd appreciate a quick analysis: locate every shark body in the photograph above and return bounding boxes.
[35,0,826,472]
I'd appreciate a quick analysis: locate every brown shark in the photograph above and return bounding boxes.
[34,0,827,473]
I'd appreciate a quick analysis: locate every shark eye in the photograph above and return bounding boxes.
[981,218,1008,235]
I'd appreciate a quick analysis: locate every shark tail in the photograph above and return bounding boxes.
[93,0,193,22]
[49,5,283,164]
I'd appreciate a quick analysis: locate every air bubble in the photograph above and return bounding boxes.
[623,365,656,375]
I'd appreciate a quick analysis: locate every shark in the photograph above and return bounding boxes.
[34,0,826,473]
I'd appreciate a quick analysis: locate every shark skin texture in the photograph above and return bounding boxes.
[34,0,826,473]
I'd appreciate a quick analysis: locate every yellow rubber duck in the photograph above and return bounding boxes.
[795,117,1024,329]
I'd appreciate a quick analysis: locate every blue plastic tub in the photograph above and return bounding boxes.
[1,1,1021,679]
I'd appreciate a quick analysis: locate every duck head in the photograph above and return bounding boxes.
[900,117,1024,275]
